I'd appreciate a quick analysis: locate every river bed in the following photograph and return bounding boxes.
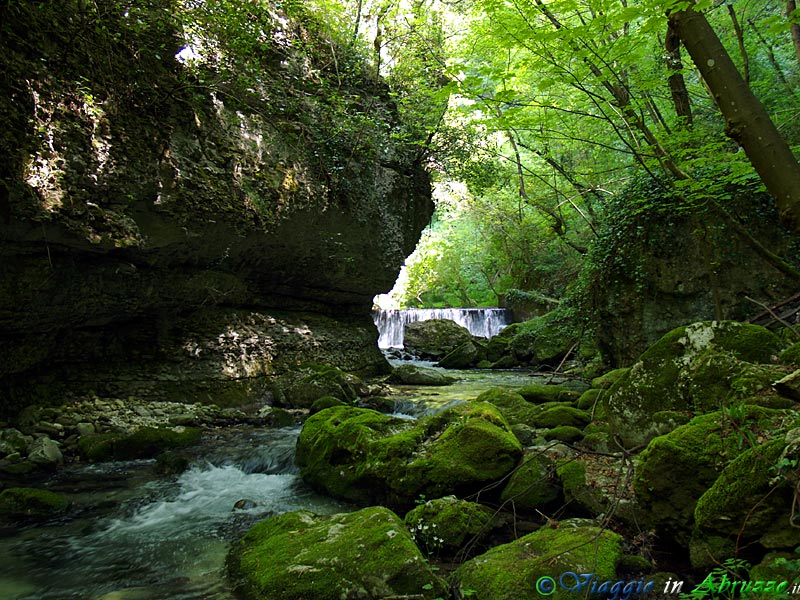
[0,366,557,600]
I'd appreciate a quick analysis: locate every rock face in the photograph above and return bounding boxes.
[0,1,433,416]
[588,180,800,367]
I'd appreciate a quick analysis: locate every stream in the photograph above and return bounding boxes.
[0,365,559,600]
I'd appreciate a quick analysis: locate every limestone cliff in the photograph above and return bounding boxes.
[0,1,433,416]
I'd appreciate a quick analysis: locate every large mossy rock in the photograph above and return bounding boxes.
[437,340,486,369]
[604,321,785,448]
[386,363,456,386]
[474,388,541,426]
[77,426,201,461]
[453,522,623,600]
[633,407,788,544]
[404,496,500,557]
[0,487,70,521]
[228,507,446,600]
[499,454,560,513]
[403,319,473,360]
[694,432,800,550]
[295,403,522,509]
[0,1,432,418]
[271,364,362,409]
[504,311,580,368]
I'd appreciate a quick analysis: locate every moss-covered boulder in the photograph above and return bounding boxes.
[605,321,784,448]
[296,403,522,509]
[437,340,486,369]
[592,368,630,390]
[633,407,787,543]
[557,457,641,526]
[532,406,591,429]
[386,363,456,386]
[518,384,581,404]
[505,312,580,367]
[228,507,446,600]
[271,364,362,409]
[453,522,623,600]
[500,454,560,513]
[577,388,602,411]
[780,342,800,366]
[544,426,584,443]
[404,496,500,557]
[309,396,347,415]
[403,319,473,360]
[0,487,70,521]
[78,426,201,461]
[474,388,541,426]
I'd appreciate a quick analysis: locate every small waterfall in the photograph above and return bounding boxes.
[373,308,511,349]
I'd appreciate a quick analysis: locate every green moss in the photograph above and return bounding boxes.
[229,507,447,600]
[309,396,346,415]
[591,368,630,389]
[78,426,201,461]
[532,406,591,429]
[577,388,602,410]
[296,403,522,509]
[0,487,70,519]
[475,388,541,426]
[688,532,736,569]
[518,384,581,404]
[633,407,786,541]
[580,432,613,453]
[694,439,786,537]
[453,524,623,600]
[404,496,498,555]
[544,426,584,443]
[780,342,800,366]
[500,454,559,511]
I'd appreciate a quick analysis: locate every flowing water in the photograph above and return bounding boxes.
[0,366,563,600]
[373,308,510,348]
[0,428,350,600]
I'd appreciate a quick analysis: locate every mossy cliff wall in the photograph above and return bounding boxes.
[0,1,433,416]
[587,177,800,367]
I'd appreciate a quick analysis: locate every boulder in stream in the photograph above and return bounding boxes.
[295,403,522,509]
[386,363,456,386]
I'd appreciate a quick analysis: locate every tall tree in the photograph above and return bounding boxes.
[666,2,800,231]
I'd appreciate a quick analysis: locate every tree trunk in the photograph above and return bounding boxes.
[665,22,693,125]
[788,0,800,66]
[668,5,800,232]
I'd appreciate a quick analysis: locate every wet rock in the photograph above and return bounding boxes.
[228,507,447,600]
[386,363,456,386]
[403,319,473,360]
[27,436,63,467]
[296,403,521,509]
[76,422,96,436]
[271,364,362,409]
[0,487,70,521]
[233,499,258,511]
[78,426,201,461]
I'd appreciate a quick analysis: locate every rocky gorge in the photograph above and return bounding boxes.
[2,1,800,599]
